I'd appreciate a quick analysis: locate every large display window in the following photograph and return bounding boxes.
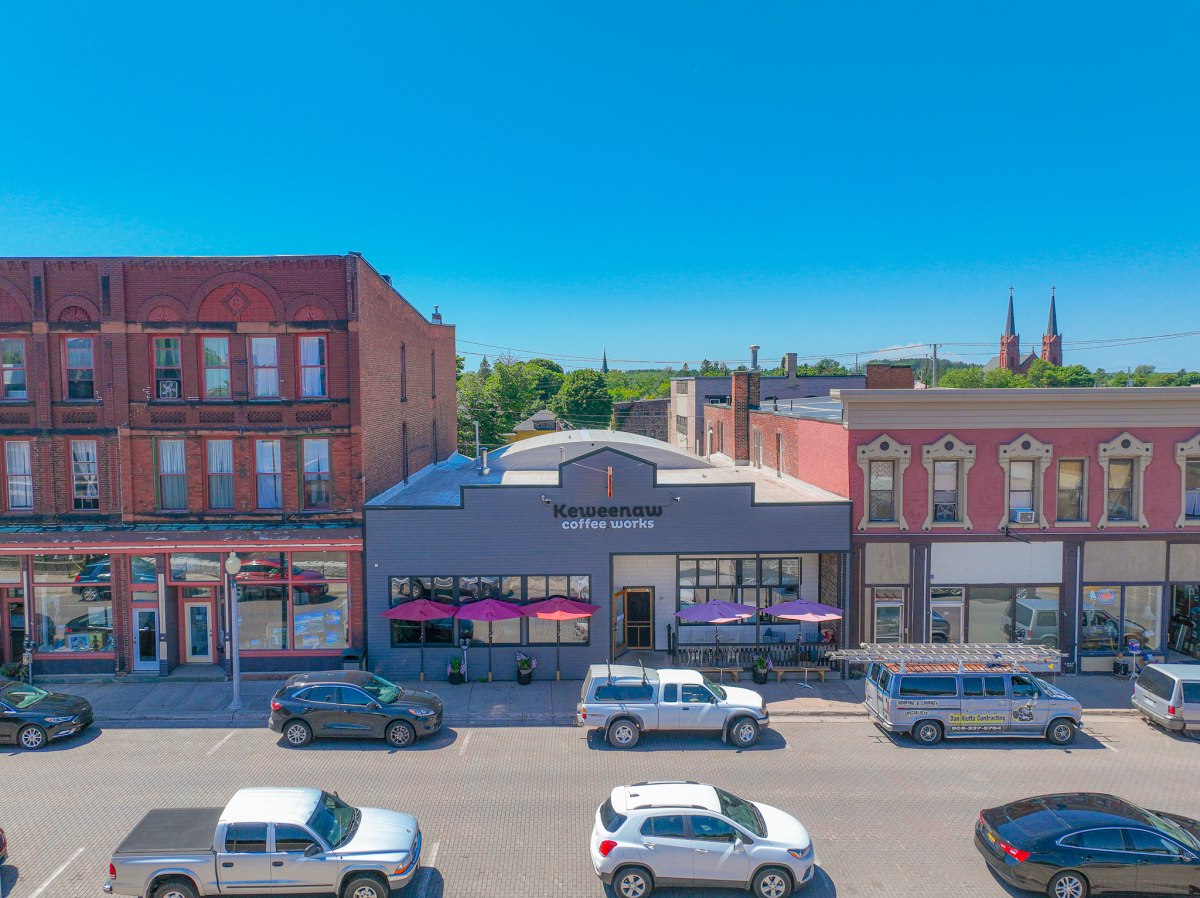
[1081,584,1162,653]
[33,554,113,654]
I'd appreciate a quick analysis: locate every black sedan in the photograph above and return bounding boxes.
[977,792,1200,897]
[0,678,94,749]
[269,670,443,748]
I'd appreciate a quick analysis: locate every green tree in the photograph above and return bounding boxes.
[478,356,492,380]
[455,354,466,378]
[938,366,986,388]
[485,360,540,431]
[525,359,565,404]
[457,371,503,455]
[551,369,613,428]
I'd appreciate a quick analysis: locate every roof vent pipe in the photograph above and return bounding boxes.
[750,345,760,371]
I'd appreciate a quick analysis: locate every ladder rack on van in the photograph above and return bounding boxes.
[829,643,1062,673]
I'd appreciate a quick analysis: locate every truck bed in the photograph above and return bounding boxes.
[115,808,223,855]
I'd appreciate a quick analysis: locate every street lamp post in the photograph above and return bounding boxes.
[225,552,244,710]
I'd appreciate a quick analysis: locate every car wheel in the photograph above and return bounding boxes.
[386,720,416,748]
[341,873,388,898]
[283,720,313,747]
[731,717,760,747]
[613,865,653,898]
[1046,718,1077,746]
[752,866,793,898]
[607,718,640,748]
[152,877,199,898]
[911,720,942,746]
[18,724,46,750]
[81,586,100,602]
[1046,870,1088,898]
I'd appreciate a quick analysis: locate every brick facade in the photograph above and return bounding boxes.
[612,398,669,442]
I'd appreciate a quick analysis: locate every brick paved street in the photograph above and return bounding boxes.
[1,715,1196,898]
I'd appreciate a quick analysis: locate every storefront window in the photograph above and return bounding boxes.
[967,587,1012,643]
[233,552,287,583]
[237,585,288,651]
[34,583,113,653]
[292,583,348,650]
[1123,585,1162,652]
[131,555,158,586]
[169,553,221,582]
[874,599,902,643]
[1012,587,1060,648]
[388,576,452,646]
[291,551,348,581]
[1081,585,1122,652]
[34,554,108,583]
[0,555,20,584]
[1169,585,1200,658]
[931,587,964,643]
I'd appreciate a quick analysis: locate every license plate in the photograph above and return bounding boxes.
[987,832,996,845]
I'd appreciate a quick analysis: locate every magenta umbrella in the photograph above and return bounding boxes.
[455,599,525,681]
[764,599,843,622]
[524,597,600,681]
[382,599,455,681]
[675,599,757,647]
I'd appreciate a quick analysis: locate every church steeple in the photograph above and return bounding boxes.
[1046,287,1059,336]
[1041,286,1063,366]
[1004,287,1017,338]
[601,349,609,374]
[999,287,1021,370]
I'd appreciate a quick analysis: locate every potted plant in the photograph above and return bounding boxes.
[515,651,537,685]
[447,657,465,685]
[751,654,772,685]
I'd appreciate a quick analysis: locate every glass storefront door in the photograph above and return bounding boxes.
[1170,585,1200,658]
[184,602,214,663]
[133,608,159,671]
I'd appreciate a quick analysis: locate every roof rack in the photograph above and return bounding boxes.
[829,643,1061,673]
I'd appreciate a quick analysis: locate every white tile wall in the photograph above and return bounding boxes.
[613,554,677,650]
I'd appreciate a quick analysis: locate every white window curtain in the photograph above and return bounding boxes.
[158,439,187,510]
[207,439,234,509]
[300,336,327,397]
[256,440,282,509]
[6,441,32,509]
[251,337,280,397]
[303,438,330,473]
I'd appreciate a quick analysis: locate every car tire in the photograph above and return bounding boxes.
[152,877,200,898]
[613,865,653,898]
[752,866,793,898]
[911,719,942,746]
[82,586,100,602]
[730,717,760,747]
[607,718,640,748]
[1046,870,1089,898]
[341,873,388,898]
[386,720,416,748]
[1046,718,1077,746]
[18,724,46,750]
[283,719,313,747]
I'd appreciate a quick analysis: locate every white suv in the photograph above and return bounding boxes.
[590,781,815,898]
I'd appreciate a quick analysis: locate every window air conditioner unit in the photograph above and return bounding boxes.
[1010,509,1036,524]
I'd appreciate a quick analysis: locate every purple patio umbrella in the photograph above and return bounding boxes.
[674,599,757,648]
[524,596,600,681]
[455,599,525,681]
[382,598,455,681]
[765,599,843,689]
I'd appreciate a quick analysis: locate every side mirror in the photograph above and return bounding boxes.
[369,702,381,711]
[734,838,744,851]
[304,843,322,857]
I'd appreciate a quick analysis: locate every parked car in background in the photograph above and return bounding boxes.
[976,792,1200,897]
[269,671,443,748]
[1133,664,1200,736]
[70,557,156,601]
[0,678,93,749]
[592,781,815,898]
[236,560,329,595]
[105,788,421,898]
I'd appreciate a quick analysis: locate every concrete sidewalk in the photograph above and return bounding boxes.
[43,669,1141,728]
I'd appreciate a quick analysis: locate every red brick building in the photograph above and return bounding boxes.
[705,373,1200,672]
[0,254,455,677]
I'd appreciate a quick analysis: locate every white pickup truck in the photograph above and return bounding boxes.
[576,664,770,748]
[104,788,420,898]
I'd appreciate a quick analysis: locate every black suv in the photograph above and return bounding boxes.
[269,670,443,748]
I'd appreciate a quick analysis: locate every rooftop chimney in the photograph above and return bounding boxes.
[749,345,760,371]
[785,352,797,379]
[432,305,442,324]
[382,274,392,285]
[730,369,761,466]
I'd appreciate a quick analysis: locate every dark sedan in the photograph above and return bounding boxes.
[976,792,1200,897]
[0,678,94,750]
[269,670,443,748]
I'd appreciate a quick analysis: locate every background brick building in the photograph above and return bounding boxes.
[0,254,454,677]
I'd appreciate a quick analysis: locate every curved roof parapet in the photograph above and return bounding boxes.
[489,429,712,471]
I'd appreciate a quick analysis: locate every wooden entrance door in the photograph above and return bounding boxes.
[624,589,653,649]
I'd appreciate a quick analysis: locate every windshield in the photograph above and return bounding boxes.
[701,677,727,700]
[1,682,50,709]
[307,792,360,849]
[716,788,766,837]
[1034,677,1073,700]
[359,675,403,704]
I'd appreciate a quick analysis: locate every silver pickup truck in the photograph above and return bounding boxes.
[105,788,420,898]
[575,663,770,748]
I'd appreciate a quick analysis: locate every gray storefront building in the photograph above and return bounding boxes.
[364,431,852,681]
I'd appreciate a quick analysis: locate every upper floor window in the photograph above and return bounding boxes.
[1,338,27,400]
[1057,460,1085,522]
[153,337,182,400]
[932,460,958,522]
[869,460,895,522]
[158,439,187,511]
[1107,459,1134,521]
[256,440,282,509]
[400,344,407,401]
[1187,459,1200,521]
[207,439,234,510]
[4,441,32,510]
[71,439,99,510]
[431,350,436,398]
[65,337,95,401]
[250,337,279,398]
[298,335,327,398]
[202,337,231,399]
[301,437,331,510]
[1008,461,1035,514]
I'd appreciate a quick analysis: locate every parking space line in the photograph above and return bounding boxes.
[206,731,236,756]
[416,841,440,898]
[457,731,472,756]
[28,846,84,898]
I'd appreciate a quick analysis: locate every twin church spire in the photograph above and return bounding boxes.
[991,287,1062,373]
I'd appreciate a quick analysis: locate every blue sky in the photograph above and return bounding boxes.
[2,3,1198,372]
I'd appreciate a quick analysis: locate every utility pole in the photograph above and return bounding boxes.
[931,344,938,388]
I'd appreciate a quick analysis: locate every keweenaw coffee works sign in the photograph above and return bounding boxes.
[553,502,664,531]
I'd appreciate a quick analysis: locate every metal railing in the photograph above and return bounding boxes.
[672,643,835,669]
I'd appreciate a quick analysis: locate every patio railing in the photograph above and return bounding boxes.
[671,642,836,670]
